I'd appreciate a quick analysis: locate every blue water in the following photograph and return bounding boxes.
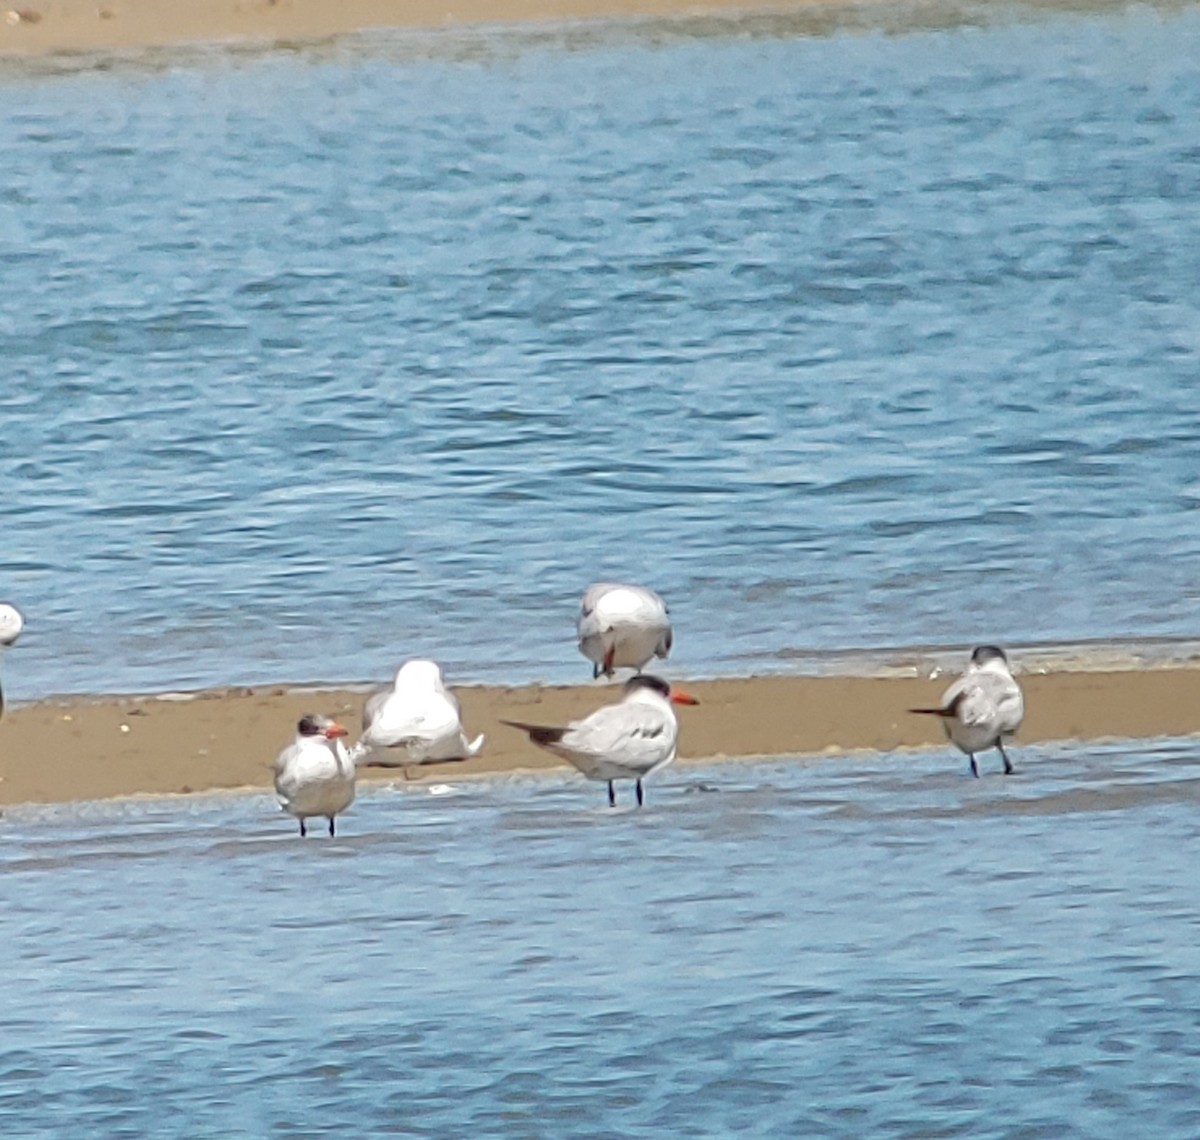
[6,11,1200,1132]
[3,737,1200,1136]
[1,2,1199,702]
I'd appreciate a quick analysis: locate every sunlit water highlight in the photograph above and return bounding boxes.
[3,737,1200,1136]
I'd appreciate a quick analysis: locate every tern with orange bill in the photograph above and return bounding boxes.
[273,713,356,836]
[503,674,699,807]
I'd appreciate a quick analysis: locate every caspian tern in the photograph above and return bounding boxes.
[0,602,24,720]
[577,582,672,679]
[910,645,1025,777]
[273,713,355,836]
[503,674,699,807]
[350,659,485,767]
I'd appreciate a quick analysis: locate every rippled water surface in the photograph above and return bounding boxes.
[1,1,1199,697]
[3,738,1200,1136]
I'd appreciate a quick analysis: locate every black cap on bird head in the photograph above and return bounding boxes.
[623,674,700,706]
[624,674,672,699]
[970,645,1009,667]
[297,714,326,736]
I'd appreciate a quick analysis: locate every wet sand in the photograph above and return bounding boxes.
[3,667,1200,805]
[0,0,861,55]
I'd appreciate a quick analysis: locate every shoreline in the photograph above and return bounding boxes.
[0,0,1169,61]
[4,666,1200,806]
[0,0,866,57]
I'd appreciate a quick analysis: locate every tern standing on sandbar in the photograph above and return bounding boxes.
[350,659,485,767]
[0,602,24,720]
[503,674,699,807]
[910,645,1025,777]
[577,582,673,679]
[274,714,356,836]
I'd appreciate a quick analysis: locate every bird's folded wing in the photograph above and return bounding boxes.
[563,704,672,765]
[991,682,1025,731]
[956,683,999,728]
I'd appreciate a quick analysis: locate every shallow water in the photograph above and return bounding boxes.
[3,736,1200,1136]
[1,1,1200,699]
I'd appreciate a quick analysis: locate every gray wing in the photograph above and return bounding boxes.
[562,701,676,771]
[983,673,1024,734]
[943,672,1023,734]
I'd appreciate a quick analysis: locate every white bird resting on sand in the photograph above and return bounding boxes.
[0,602,24,720]
[349,659,485,767]
[273,713,356,837]
[502,673,699,808]
[577,582,673,679]
[909,645,1025,777]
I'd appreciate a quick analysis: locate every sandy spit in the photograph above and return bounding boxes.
[3,668,1199,805]
[0,0,859,55]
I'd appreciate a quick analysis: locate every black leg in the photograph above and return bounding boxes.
[969,755,979,778]
[328,816,336,837]
[636,780,644,807]
[607,781,616,807]
[299,818,307,837]
[998,743,1014,775]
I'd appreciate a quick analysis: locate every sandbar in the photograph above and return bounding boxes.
[3,0,1197,807]
[3,667,1200,805]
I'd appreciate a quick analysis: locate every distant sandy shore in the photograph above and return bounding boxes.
[0,0,859,55]
[4,667,1200,805]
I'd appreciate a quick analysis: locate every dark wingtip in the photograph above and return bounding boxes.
[500,719,566,746]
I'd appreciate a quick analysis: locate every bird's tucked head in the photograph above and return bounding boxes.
[394,659,446,691]
[297,713,349,740]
